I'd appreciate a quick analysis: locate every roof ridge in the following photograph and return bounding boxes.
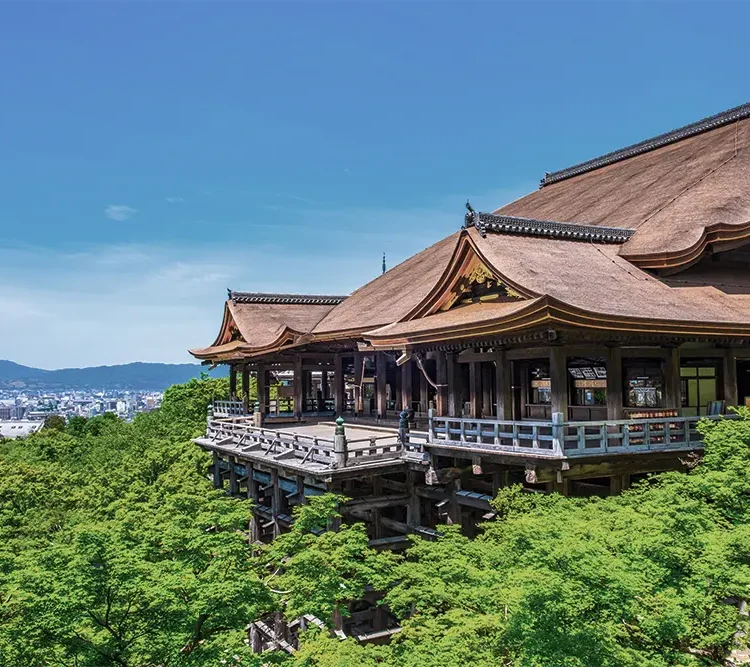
[541,101,750,187]
[465,211,635,243]
[229,291,347,305]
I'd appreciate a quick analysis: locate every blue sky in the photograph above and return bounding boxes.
[1,1,748,368]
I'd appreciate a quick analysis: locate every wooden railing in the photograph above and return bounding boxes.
[212,400,248,418]
[205,418,403,468]
[428,412,729,459]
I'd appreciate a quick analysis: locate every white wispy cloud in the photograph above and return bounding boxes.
[1,185,535,368]
[165,197,184,204]
[104,204,138,221]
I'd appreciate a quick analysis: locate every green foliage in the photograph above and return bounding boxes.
[293,413,750,667]
[261,497,398,622]
[4,384,750,667]
[42,413,66,431]
[0,377,272,666]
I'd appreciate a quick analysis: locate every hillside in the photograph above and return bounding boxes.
[0,360,225,391]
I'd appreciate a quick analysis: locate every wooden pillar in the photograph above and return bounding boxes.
[334,354,344,414]
[550,346,568,419]
[294,355,303,417]
[495,349,512,419]
[401,360,413,412]
[229,364,237,399]
[606,345,623,420]
[241,364,250,412]
[406,471,420,529]
[376,352,388,418]
[468,361,480,418]
[419,368,429,413]
[228,457,239,495]
[481,363,492,418]
[436,352,448,416]
[447,353,459,417]
[723,347,738,408]
[663,347,681,410]
[212,451,222,489]
[321,371,329,399]
[296,475,307,506]
[256,363,267,415]
[353,351,363,414]
[271,468,281,537]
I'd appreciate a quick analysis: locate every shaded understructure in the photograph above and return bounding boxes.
[191,101,750,548]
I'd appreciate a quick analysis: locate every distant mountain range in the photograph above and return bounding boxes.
[0,360,225,391]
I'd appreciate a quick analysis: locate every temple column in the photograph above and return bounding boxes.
[419,368,429,413]
[436,352,449,416]
[723,347,739,408]
[481,363,493,418]
[495,349,512,419]
[242,364,250,413]
[246,462,261,543]
[401,360,413,412]
[663,347,682,411]
[229,364,237,399]
[550,346,569,418]
[294,355,303,418]
[333,354,344,414]
[353,351,363,415]
[212,451,222,489]
[321,370,329,411]
[303,370,312,413]
[376,352,388,419]
[606,345,623,420]
[468,361,480,418]
[256,363,267,415]
[270,468,281,537]
[447,353,459,417]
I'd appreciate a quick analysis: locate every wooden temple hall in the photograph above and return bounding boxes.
[190,101,750,543]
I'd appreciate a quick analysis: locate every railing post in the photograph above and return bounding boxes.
[333,417,347,468]
[552,412,564,456]
[398,409,410,448]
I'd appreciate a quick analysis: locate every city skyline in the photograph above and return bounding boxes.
[1,2,749,368]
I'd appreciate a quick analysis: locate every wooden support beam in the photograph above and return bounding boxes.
[321,371,329,400]
[663,347,682,411]
[353,351,363,415]
[294,355,303,417]
[256,363,267,414]
[606,345,623,420]
[212,452,222,489]
[723,347,739,408]
[419,368,429,413]
[401,360,413,412]
[468,361,480,419]
[447,353,459,417]
[436,352,448,416]
[495,349,512,419]
[271,468,281,537]
[376,352,388,419]
[549,346,568,418]
[334,354,344,414]
[229,364,237,399]
[406,471,420,529]
[228,457,239,495]
[241,364,250,412]
[481,363,492,418]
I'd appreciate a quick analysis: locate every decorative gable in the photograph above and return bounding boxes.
[439,259,523,311]
[404,231,535,321]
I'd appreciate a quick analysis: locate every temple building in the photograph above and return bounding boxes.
[191,101,750,544]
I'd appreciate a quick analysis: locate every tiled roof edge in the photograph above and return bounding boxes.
[541,101,750,187]
[229,291,347,305]
[465,212,635,243]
